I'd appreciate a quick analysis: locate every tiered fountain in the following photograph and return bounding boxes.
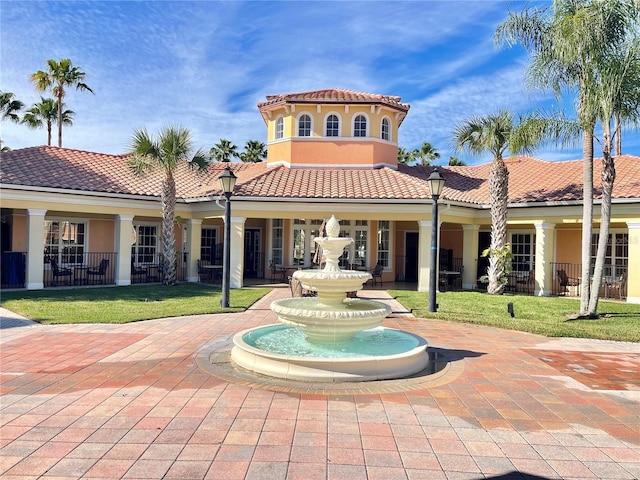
[231,215,429,382]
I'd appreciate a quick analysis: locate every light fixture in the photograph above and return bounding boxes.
[428,168,445,312]
[219,164,237,308]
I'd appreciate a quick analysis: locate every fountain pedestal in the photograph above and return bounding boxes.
[230,215,429,382]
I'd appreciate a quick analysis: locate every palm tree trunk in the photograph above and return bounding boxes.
[487,156,509,295]
[579,127,594,315]
[161,172,177,285]
[47,121,52,146]
[588,133,615,315]
[614,113,621,156]
[57,90,63,147]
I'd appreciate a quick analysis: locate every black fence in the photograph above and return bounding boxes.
[45,252,118,287]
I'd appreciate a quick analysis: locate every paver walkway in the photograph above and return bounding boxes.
[1,288,638,479]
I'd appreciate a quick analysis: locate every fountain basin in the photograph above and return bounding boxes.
[231,324,429,382]
[271,297,391,343]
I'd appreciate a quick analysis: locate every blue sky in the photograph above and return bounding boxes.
[2,1,637,165]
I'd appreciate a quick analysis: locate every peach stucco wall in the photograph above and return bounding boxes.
[11,215,27,251]
[556,229,582,264]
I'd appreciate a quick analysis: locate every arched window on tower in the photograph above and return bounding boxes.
[354,114,367,137]
[298,114,311,137]
[275,117,284,140]
[381,118,390,141]
[326,114,340,137]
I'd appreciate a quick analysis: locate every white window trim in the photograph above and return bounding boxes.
[274,116,285,140]
[296,112,313,137]
[324,111,342,137]
[381,116,391,141]
[352,113,369,138]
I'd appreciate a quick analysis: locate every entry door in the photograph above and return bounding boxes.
[405,232,419,282]
[244,229,261,278]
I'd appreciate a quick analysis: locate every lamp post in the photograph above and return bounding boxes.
[219,165,237,308]
[427,168,445,312]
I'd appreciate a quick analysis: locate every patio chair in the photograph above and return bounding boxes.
[197,260,212,283]
[289,276,316,297]
[131,258,147,283]
[270,260,286,283]
[371,263,383,285]
[557,269,580,296]
[50,258,72,286]
[605,273,626,299]
[87,259,109,284]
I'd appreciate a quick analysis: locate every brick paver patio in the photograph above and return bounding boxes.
[1,288,638,479]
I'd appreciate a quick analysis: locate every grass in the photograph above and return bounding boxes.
[0,284,270,324]
[390,290,640,342]
[2,285,638,341]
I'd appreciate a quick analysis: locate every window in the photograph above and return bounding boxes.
[336,219,369,268]
[275,117,284,139]
[325,114,340,137]
[377,221,390,269]
[381,118,390,141]
[201,228,218,263]
[44,220,86,265]
[298,114,311,137]
[271,219,284,266]
[132,225,158,264]
[353,114,367,137]
[591,232,628,278]
[510,233,535,272]
[292,219,323,266]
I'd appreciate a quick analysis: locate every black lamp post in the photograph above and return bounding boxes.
[219,165,237,308]
[427,168,445,312]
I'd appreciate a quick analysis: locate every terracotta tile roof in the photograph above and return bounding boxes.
[418,155,640,205]
[230,166,430,200]
[2,147,639,205]
[258,88,410,113]
[0,146,266,199]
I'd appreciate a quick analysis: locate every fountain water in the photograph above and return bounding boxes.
[231,215,429,382]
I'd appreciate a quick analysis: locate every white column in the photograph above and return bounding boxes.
[115,214,134,286]
[230,216,246,288]
[626,222,640,304]
[534,222,555,296]
[26,209,47,290]
[462,225,480,290]
[417,220,432,292]
[186,219,203,283]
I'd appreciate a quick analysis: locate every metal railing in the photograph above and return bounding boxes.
[45,252,117,287]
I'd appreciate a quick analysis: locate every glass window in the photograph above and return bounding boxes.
[326,114,339,137]
[511,233,535,272]
[354,114,367,137]
[298,114,311,137]
[44,220,86,265]
[275,117,284,139]
[377,221,390,269]
[381,118,390,141]
[201,228,218,263]
[132,225,158,264]
[271,219,283,265]
[591,232,628,278]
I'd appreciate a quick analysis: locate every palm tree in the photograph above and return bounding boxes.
[414,142,440,166]
[585,37,640,314]
[128,126,209,285]
[0,91,24,122]
[31,58,93,147]
[240,140,266,163]
[397,147,414,165]
[448,156,466,166]
[496,0,638,315]
[22,97,74,146]
[453,110,552,294]
[209,138,239,162]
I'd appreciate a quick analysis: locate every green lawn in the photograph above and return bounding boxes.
[0,284,270,324]
[390,290,640,342]
[2,285,638,341]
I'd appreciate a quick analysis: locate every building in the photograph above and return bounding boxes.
[1,88,638,303]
